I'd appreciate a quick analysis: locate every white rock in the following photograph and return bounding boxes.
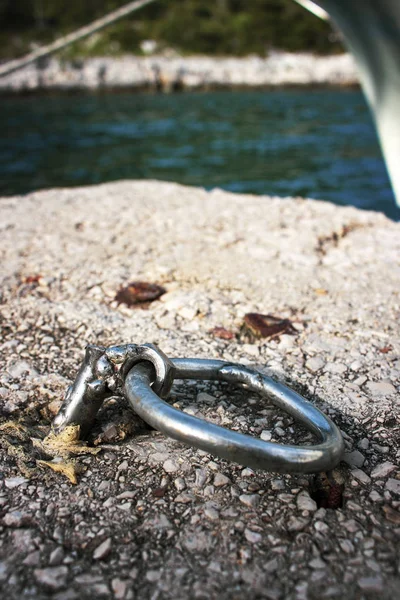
[244,529,262,543]
[306,357,325,373]
[239,494,260,508]
[351,468,371,484]
[385,478,400,495]
[366,381,396,396]
[34,566,68,590]
[296,491,317,512]
[213,473,231,487]
[93,538,112,560]
[370,462,396,479]
[163,459,179,473]
[4,477,28,489]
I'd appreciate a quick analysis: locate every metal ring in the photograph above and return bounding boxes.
[124,358,344,474]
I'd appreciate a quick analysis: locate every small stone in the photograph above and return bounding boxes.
[357,576,383,593]
[111,578,128,599]
[314,520,329,534]
[163,459,179,473]
[343,450,365,468]
[306,357,325,373]
[93,538,112,561]
[287,516,309,532]
[309,558,326,569]
[296,491,317,512]
[214,473,230,487]
[174,478,186,492]
[34,566,68,590]
[4,477,28,489]
[369,490,382,502]
[370,462,396,479]
[204,507,219,521]
[351,468,371,484]
[239,494,260,508]
[194,469,207,487]
[7,360,38,379]
[366,381,396,396]
[146,570,161,582]
[385,478,400,495]
[23,551,41,566]
[271,479,285,491]
[3,511,31,528]
[241,468,254,478]
[174,493,194,504]
[358,438,370,450]
[244,529,262,543]
[339,539,354,554]
[49,547,64,566]
[260,430,272,441]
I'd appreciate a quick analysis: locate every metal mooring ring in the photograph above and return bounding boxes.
[124,358,344,474]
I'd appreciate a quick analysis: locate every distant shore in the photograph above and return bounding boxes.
[0,52,358,94]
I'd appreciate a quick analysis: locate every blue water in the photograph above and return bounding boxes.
[1,89,398,218]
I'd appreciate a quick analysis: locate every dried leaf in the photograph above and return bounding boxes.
[242,313,297,340]
[37,459,79,485]
[115,281,166,307]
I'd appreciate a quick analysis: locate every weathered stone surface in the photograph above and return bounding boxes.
[0,181,399,600]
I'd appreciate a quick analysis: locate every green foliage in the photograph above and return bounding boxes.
[0,0,343,60]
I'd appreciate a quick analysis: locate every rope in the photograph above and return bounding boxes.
[0,0,157,78]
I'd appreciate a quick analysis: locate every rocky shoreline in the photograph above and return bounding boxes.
[0,52,358,93]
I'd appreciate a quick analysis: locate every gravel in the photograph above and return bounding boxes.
[0,180,399,599]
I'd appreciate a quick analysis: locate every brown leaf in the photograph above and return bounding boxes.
[378,346,392,354]
[209,326,235,340]
[115,281,166,307]
[242,313,297,340]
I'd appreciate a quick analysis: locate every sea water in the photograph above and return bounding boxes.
[1,89,397,219]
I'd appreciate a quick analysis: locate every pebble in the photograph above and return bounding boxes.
[3,511,31,527]
[111,578,129,599]
[260,430,272,441]
[163,459,179,473]
[343,450,365,468]
[204,507,219,521]
[34,566,68,590]
[385,479,400,495]
[357,576,383,593]
[370,462,396,479]
[306,357,325,373]
[366,381,396,396]
[93,538,112,561]
[4,476,28,489]
[213,473,231,487]
[49,546,64,566]
[351,469,371,484]
[287,516,309,532]
[241,468,254,478]
[296,491,317,512]
[244,529,262,543]
[239,494,260,509]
